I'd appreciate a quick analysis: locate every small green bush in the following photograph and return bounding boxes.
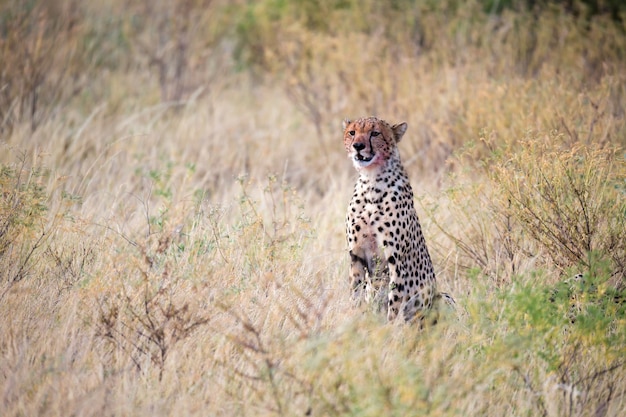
[440,122,625,287]
[0,154,49,285]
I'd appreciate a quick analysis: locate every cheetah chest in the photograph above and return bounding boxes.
[361,202,385,261]
[349,198,391,273]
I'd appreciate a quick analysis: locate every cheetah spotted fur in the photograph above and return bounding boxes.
[343,116,450,323]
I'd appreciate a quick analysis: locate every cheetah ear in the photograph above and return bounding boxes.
[342,119,351,131]
[392,122,408,142]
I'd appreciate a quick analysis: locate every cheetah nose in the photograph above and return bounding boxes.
[353,143,365,151]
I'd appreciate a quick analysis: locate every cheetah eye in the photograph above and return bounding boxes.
[371,131,381,137]
[348,130,355,136]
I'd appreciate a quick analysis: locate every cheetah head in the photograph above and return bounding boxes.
[343,117,407,171]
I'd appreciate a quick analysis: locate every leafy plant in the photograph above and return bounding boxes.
[437,114,626,286]
[491,137,626,281]
[0,153,50,295]
[95,226,212,380]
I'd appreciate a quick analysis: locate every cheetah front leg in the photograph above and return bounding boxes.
[349,249,369,304]
[384,251,405,322]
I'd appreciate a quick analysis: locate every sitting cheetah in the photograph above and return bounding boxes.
[343,116,450,323]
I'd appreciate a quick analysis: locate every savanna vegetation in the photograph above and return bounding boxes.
[1,0,625,415]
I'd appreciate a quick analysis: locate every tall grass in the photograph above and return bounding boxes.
[1,0,625,415]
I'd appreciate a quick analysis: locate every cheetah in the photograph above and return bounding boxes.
[343,116,450,323]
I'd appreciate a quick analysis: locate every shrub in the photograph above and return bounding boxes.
[436,116,625,287]
[93,172,314,381]
[492,139,626,281]
[0,153,50,288]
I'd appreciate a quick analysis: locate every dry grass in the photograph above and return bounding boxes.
[1,1,625,416]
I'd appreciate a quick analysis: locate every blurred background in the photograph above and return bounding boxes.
[1,1,625,416]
